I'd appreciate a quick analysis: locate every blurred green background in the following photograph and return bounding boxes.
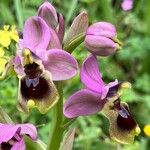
[0,0,150,149]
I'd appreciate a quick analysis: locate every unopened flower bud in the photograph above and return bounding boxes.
[85,22,122,56]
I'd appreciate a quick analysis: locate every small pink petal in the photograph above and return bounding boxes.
[13,56,25,76]
[102,79,119,99]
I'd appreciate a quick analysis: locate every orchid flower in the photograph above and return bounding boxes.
[15,16,78,114]
[64,55,140,144]
[64,55,120,118]
[0,123,37,150]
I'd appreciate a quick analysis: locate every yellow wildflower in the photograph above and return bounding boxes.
[0,25,19,48]
[143,125,150,136]
[0,46,7,74]
[0,58,7,74]
[4,25,10,31]
[0,25,19,75]
[10,25,19,42]
[0,47,5,57]
[0,30,11,48]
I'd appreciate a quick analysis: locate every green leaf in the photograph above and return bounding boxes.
[65,0,78,24]
[14,0,24,29]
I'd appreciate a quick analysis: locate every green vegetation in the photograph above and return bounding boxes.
[0,0,150,149]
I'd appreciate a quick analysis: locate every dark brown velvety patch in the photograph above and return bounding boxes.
[1,142,12,150]
[21,76,50,100]
[114,99,137,131]
[24,62,42,79]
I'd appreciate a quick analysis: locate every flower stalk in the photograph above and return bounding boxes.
[47,82,64,150]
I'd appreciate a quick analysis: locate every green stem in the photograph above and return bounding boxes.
[14,0,23,29]
[66,0,78,24]
[47,82,64,150]
[99,0,114,23]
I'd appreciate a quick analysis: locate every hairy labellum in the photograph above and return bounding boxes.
[19,61,59,114]
[21,63,50,100]
[20,63,51,100]
[102,98,139,144]
[114,99,137,131]
[21,76,50,100]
